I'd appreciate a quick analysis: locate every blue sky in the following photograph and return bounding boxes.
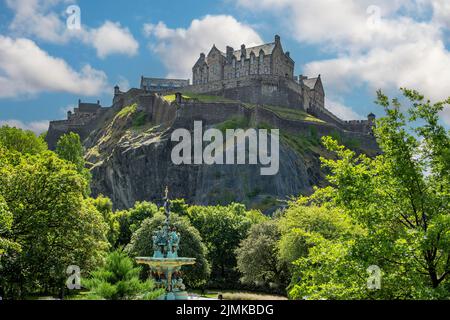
[0,0,449,132]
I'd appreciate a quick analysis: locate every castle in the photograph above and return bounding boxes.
[46,35,376,149]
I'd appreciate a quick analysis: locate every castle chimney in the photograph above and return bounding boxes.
[78,99,81,106]
[240,44,246,59]
[200,53,206,60]
[97,100,100,105]
[114,85,120,95]
[286,51,290,58]
[226,46,234,60]
[275,34,281,44]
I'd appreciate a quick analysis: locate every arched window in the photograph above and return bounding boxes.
[259,51,264,64]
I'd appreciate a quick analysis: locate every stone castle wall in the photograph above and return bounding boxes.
[180,75,306,111]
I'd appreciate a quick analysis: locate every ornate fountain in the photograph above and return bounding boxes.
[135,188,196,300]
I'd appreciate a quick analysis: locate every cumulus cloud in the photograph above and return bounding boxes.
[6,0,72,43]
[5,0,139,59]
[325,98,363,121]
[81,21,139,59]
[0,36,108,98]
[143,15,263,78]
[0,119,49,134]
[236,0,450,124]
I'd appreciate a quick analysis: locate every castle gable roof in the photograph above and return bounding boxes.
[231,42,276,60]
[303,78,319,90]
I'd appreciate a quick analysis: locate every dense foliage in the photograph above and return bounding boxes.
[0,126,47,155]
[83,250,163,300]
[236,220,289,292]
[286,89,450,299]
[113,201,159,247]
[185,203,267,286]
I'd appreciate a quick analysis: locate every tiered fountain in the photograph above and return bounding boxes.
[135,188,196,300]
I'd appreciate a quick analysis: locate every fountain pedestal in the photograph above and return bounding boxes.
[135,188,196,300]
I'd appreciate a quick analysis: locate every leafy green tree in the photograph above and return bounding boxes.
[56,132,84,170]
[186,203,265,284]
[126,212,210,288]
[83,250,163,300]
[56,132,91,195]
[0,195,20,256]
[236,220,289,292]
[289,89,450,300]
[278,203,362,268]
[113,201,159,247]
[0,148,109,299]
[0,125,47,154]
[89,196,119,246]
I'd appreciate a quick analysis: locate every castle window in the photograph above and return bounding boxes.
[250,54,255,64]
[259,53,264,64]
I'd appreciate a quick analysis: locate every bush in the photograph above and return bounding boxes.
[83,250,163,300]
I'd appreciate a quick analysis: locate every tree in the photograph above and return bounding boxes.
[289,89,450,299]
[126,212,210,288]
[0,125,47,155]
[83,250,163,300]
[186,203,266,284]
[113,201,159,247]
[0,148,109,299]
[278,203,361,268]
[56,132,91,195]
[0,195,20,256]
[89,196,118,246]
[236,220,289,292]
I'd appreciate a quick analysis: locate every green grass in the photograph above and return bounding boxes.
[281,131,322,156]
[215,116,250,133]
[117,103,137,118]
[163,92,235,103]
[261,105,325,123]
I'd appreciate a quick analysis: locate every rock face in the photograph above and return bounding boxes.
[90,130,322,212]
[80,94,379,213]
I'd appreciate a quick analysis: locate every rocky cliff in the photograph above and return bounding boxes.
[80,93,379,213]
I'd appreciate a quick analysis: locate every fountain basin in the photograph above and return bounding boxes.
[136,257,196,268]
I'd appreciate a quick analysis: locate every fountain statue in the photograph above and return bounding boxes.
[135,187,196,300]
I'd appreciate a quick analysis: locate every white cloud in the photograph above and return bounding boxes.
[0,36,108,98]
[143,15,263,78]
[81,21,139,59]
[5,0,139,59]
[325,98,363,121]
[236,0,450,124]
[6,0,72,43]
[0,119,49,134]
[117,76,131,92]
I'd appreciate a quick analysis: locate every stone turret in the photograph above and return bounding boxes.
[275,34,281,44]
[226,46,234,61]
[240,44,246,59]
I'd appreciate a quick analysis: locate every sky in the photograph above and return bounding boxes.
[0,0,449,133]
